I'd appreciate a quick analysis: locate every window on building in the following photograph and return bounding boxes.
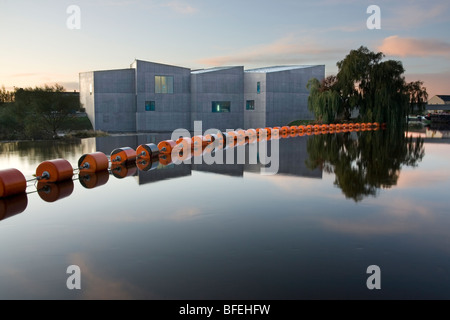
[145,101,155,111]
[155,76,174,94]
[257,82,261,94]
[89,84,93,95]
[212,101,231,113]
[246,100,255,110]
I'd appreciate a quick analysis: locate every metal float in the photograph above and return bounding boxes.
[78,152,109,173]
[35,159,74,183]
[0,168,27,198]
[110,147,136,165]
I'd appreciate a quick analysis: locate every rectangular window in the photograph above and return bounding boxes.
[211,101,231,113]
[155,76,174,94]
[145,101,155,111]
[246,100,255,110]
[257,82,261,94]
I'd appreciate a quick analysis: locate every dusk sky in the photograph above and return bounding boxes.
[1,0,449,98]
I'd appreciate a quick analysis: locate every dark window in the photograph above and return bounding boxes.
[257,82,261,94]
[145,101,155,111]
[155,76,174,94]
[246,100,255,110]
[212,101,231,113]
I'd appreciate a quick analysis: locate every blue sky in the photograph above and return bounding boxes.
[1,0,449,97]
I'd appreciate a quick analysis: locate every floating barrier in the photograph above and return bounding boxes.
[78,152,109,173]
[136,158,160,171]
[0,193,28,221]
[36,159,74,183]
[79,170,110,189]
[159,153,173,166]
[157,140,177,154]
[245,129,257,144]
[0,168,27,198]
[0,120,388,210]
[110,163,138,179]
[136,143,159,161]
[110,147,136,165]
[37,180,74,203]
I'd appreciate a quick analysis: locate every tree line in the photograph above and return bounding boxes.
[0,84,83,140]
[307,46,428,130]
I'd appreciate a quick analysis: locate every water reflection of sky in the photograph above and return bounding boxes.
[0,133,449,300]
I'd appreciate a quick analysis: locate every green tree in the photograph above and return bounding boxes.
[14,84,81,139]
[306,46,427,129]
[405,80,428,116]
[307,76,342,123]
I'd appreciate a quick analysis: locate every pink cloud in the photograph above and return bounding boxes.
[378,35,450,58]
[198,35,344,67]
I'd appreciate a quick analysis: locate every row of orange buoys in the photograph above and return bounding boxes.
[1,122,384,219]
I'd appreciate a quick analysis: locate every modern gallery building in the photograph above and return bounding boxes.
[79,60,325,132]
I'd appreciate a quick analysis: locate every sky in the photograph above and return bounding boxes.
[0,0,449,98]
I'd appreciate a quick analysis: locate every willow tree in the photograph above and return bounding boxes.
[306,46,427,127]
[307,76,342,123]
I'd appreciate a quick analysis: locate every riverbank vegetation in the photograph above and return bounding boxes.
[0,84,105,141]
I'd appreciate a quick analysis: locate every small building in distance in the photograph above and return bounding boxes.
[79,59,325,133]
[427,95,450,113]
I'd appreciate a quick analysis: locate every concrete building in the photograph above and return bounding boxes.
[79,59,324,133]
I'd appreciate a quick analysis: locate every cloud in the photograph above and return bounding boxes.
[384,2,450,29]
[198,34,345,67]
[378,35,450,58]
[161,1,197,14]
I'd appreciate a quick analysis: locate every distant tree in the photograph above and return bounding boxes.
[14,84,81,139]
[405,80,428,115]
[0,85,15,104]
[307,76,342,123]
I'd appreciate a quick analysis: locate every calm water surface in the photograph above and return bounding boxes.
[0,129,449,300]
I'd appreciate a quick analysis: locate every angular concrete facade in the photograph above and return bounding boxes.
[191,66,244,131]
[79,60,324,132]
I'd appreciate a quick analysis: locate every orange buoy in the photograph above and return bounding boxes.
[37,180,74,203]
[192,135,210,148]
[280,126,289,135]
[204,133,218,144]
[36,159,73,183]
[290,126,298,135]
[137,157,160,171]
[245,129,257,144]
[297,125,305,132]
[110,147,136,165]
[78,152,109,173]
[136,143,159,161]
[0,168,27,198]
[226,131,238,141]
[264,127,273,135]
[110,163,137,179]
[0,193,28,221]
[79,170,110,189]
[159,153,173,166]
[348,123,354,130]
[157,140,177,154]
[176,137,193,150]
